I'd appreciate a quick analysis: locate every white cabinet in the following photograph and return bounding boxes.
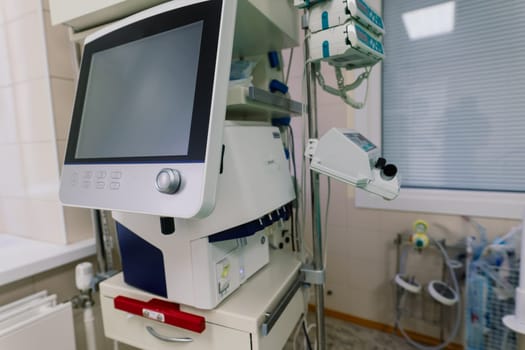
[100,251,305,350]
[101,295,251,350]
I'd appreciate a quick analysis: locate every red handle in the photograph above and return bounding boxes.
[114,295,206,333]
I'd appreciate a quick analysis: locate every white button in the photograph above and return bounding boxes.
[111,171,122,179]
[96,171,107,178]
[110,182,120,190]
[72,173,79,186]
[82,181,91,189]
[96,182,105,189]
[83,171,92,179]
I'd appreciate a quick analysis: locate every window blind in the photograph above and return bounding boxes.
[382,0,525,192]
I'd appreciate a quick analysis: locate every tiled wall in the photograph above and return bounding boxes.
[0,0,91,244]
[0,4,141,349]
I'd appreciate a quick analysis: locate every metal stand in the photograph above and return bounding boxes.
[304,19,327,350]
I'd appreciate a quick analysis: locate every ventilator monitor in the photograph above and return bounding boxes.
[59,0,237,218]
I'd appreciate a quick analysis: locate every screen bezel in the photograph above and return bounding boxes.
[65,0,223,164]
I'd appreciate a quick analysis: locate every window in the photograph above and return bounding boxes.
[355,0,525,219]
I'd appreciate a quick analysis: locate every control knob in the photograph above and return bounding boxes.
[155,168,181,194]
[375,157,387,169]
[380,164,398,181]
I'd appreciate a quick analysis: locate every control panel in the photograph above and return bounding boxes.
[60,162,208,218]
[73,170,123,191]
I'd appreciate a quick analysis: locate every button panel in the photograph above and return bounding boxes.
[71,169,121,191]
[68,169,189,195]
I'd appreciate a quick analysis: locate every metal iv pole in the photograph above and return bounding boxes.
[303,14,327,350]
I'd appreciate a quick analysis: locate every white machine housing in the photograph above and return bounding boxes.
[60,0,237,219]
[56,0,301,329]
[113,212,271,310]
[113,123,296,309]
[308,0,385,37]
[307,128,400,200]
[309,20,384,68]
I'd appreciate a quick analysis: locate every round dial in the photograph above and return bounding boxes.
[155,168,181,194]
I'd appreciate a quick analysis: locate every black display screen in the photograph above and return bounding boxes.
[65,0,223,164]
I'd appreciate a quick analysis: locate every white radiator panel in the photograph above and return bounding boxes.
[0,292,76,350]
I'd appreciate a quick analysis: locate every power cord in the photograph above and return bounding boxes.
[288,125,300,251]
[302,319,314,350]
[285,47,295,85]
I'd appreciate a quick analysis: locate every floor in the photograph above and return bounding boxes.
[285,315,412,350]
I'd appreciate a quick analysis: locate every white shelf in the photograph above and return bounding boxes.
[227,86,302,119]
[0,234,96,286]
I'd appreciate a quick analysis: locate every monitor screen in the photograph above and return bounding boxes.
[60,0,233,219]
[76,21,203,159]
[65,0,224,165]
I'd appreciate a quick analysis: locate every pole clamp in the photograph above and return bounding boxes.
[301,264,325,285]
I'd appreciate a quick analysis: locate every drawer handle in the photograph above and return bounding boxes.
[146,326,193,343]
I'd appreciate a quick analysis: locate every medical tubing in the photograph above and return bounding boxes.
[335,67,366,92]
[462,216,488,244]
[396,238,461,350]
[292,314,305,350]
[314,64,371,109]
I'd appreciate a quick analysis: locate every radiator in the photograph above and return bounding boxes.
[0,291,76,350]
